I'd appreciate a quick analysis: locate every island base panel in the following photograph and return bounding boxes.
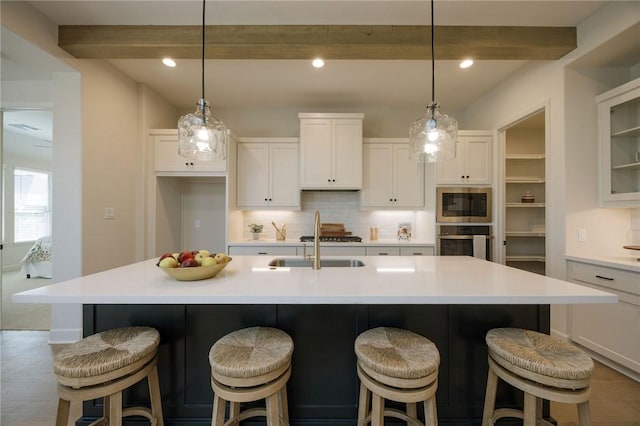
[80,304,550,425]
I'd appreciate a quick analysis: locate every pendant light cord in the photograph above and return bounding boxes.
[201,0,206,101]
[430,0,435,106]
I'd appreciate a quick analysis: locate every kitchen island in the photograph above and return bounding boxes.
[14,256,616,425]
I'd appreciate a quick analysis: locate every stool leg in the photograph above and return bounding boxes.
[371,393,384,426]
[357,382,370,426]
[523,392,536,426]
[278,387,290,425]
[407,402,417,422]
[55,398,71,426]
[147,364,164,426]
[266,392,279,426]
[481,367,498,426]
[424,397,438,426]
[211,394,226,426]
[109,392,123,426]
[228,402,240,425]
[577,401,592,426]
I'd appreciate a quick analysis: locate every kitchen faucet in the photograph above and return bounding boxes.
[313,210,321,270]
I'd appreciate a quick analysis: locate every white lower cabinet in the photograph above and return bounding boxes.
[302,246,367,257]
[228,246,297,256]
[365,247,401,256]
[399,246,434,256]
[568,261,640,375]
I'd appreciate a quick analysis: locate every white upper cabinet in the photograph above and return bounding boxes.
[436,131,492,185]
[597,77,640,207]
[151,130,227,175]
[236,139,300,209]
[299,113,364,189]
[361,140,424,208]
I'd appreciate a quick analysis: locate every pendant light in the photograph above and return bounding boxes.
[409,0,458,163]
[178,0,228,161]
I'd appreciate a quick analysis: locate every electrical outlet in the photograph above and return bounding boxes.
[104,208,115,220]
[577,228,587,242]
[195,219,201,228]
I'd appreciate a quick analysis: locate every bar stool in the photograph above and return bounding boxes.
[209,326,294,426]
[54,326,164,426]
[355,327,440,426]
[481,328,594,426]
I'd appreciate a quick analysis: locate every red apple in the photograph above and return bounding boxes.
[177,251,194,263]
[157,252,174,265]
[180,258,199,268]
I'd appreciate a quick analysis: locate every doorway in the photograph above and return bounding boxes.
[1,109,53,330]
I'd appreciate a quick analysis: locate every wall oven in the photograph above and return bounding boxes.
[437,187,492,223]
[437,225,492,261]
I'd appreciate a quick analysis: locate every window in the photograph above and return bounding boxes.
[14,168,51,243]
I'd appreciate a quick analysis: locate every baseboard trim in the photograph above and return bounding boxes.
[48,327,82,344]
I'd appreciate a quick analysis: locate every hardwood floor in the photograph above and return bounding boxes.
[1,330,639,425]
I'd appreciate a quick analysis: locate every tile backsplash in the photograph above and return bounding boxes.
[241,191,435,242]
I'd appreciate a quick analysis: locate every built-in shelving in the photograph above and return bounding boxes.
[502,111,546,275]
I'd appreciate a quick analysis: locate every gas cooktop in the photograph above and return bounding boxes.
[299,236,363,243]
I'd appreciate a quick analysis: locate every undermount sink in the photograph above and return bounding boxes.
[268,258,365,268]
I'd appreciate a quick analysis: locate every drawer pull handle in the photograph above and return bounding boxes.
[379,252,388,255]
[595,275,614,281]
[258,252,268,255]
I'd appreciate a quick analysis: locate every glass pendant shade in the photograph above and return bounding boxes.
[410,103,457,162]
[178,99,228,161]
[177,0,228,161]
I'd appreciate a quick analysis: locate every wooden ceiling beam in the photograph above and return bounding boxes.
[58,25,576,60]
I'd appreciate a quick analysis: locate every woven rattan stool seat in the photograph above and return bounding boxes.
[55,326,160,379]
[54,326,164,426]
[355,327,439,380]
[486,328,593,381]
[355,327,440,426]
[482,328,594,426]
[209,327,294,426]
[209,326,293,379]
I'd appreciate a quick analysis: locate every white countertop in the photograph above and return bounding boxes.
[566,254,640,273]
[13,256,616,305]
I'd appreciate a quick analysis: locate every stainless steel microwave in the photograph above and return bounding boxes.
[437,187,492,223]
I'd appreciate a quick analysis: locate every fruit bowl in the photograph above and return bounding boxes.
[158,258,231,281]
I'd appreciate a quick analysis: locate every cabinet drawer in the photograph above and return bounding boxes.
[228,246,297,256]
[569,262,639,297]
[400,246,434,256]
[365,247,400,256]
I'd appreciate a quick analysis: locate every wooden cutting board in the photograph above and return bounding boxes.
[623,245,640,251]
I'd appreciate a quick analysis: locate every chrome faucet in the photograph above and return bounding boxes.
[313,210,321,270]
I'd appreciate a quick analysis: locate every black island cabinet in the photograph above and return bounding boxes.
[81,303,549,425]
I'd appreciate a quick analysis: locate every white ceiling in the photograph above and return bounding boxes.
[3,0,640,146]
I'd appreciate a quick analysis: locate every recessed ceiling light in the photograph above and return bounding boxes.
[162,58,177,67]
[312,58,325,68]
[460,59,474,69]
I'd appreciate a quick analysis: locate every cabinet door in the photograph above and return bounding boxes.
[333,119,363,189]
[393,145,424,207]
[361,144,394,207]
[463,136,492,184]
[300,119,334,188]
[236,143,270,208]
[435,140,465,184]
[269,144,300,207]
[154,135,226,173]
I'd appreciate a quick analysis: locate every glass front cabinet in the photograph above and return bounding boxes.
[597,77,640,207]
